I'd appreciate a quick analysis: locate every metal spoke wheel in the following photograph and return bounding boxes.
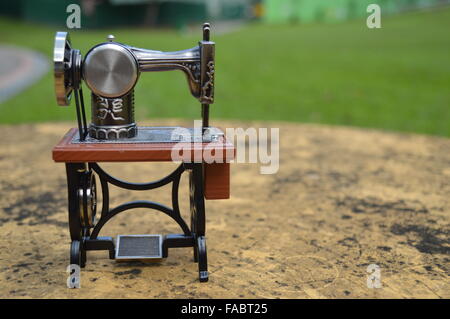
[78,170,97,228]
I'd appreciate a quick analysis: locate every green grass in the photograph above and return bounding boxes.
[0,7,449,136]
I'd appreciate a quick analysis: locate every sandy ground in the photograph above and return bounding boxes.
[0,120,449,298]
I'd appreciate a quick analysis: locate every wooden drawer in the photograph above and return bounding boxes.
[204,162,230,200]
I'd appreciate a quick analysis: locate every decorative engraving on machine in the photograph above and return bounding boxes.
[201,61,215,103]
[88,123,137,140]
[89,91,136,140]
[97,97,125,121]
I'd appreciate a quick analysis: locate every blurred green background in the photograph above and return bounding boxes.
[0,0,449,137]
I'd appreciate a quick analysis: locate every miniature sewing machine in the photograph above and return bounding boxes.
[51,24,234,282]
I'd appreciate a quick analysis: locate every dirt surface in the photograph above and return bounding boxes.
[0,120,449,298]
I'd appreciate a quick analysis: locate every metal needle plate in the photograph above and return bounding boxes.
[71,126,224,144]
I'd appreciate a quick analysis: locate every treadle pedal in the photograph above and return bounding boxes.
[115,235,163,261]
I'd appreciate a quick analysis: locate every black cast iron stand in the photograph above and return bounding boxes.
[65,161,209,282]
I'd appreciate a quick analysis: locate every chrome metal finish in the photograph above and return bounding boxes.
[89,91,136,140]
[126,37,214,102]
[83,43,139,98]
[54,31,73,105]
[71,126,224,144]
[131,46,201,98]
[89,123,137,140]
[54,23,215,142]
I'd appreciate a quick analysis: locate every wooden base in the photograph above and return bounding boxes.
[205,162,230,199]
[53,128,235,163]
[52,127,235,200]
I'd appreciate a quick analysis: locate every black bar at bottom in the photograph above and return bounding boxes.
[162,234,195,258]
[84,236,115,259]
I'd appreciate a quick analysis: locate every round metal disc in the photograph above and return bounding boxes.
[54,31,73,106]
[78,171,97,228]
[83,43,139,98]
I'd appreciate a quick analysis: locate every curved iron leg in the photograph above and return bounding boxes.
[71,239,86,268]
[80,246,86,268]
[66,163,84,241]
[192,235,199,262]
[70,240,81,266]
[197,236,208,282]
[66,161,209,282]
[189,170,198,262]
[66,163,87,268]
[191,163,208,282]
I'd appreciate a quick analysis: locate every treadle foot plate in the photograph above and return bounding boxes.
[115,235,163,261]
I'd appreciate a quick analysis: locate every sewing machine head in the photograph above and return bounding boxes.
[54,23,215,140]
